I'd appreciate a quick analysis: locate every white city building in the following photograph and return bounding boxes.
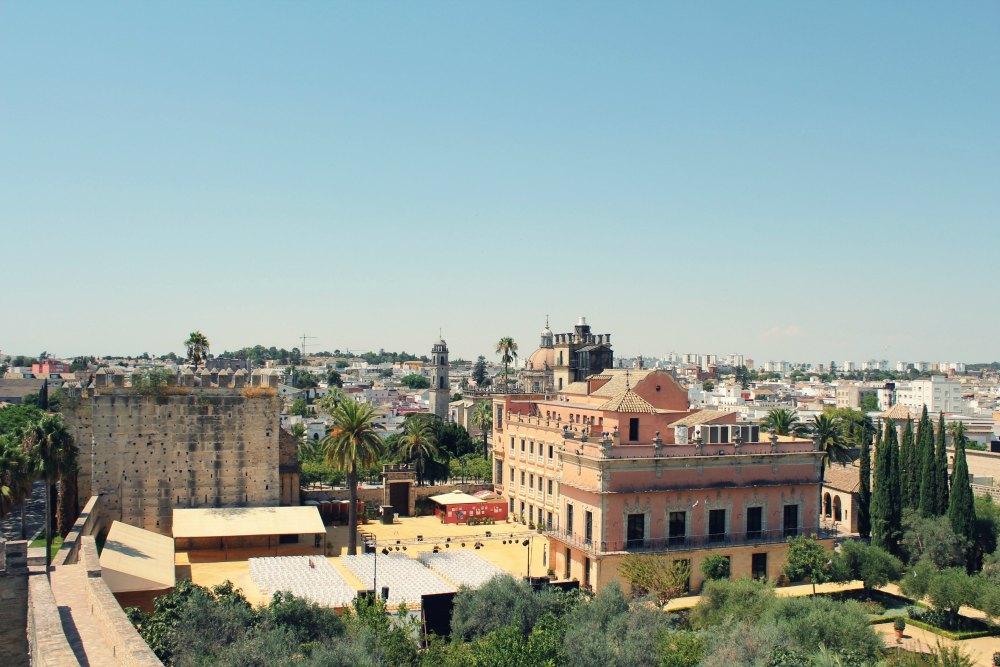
[894,376,967,415]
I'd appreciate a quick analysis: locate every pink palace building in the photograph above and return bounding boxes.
[492,322,829,593]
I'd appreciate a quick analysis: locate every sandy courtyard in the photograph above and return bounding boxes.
[181,516,551,606]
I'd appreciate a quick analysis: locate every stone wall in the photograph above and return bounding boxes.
[303,482,492,511]
[55,495,105,566]
[0,540,29,666]
[80,536,162,666]
[63,390,282,535]
[26,571,75,666]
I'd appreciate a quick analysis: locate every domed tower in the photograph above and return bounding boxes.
[540,315,554,348]
[428,336,450,419]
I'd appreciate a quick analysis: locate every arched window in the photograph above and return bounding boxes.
[823,493,832,517]
[833,496,842,522]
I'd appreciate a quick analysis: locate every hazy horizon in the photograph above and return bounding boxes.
[2,4,997,363]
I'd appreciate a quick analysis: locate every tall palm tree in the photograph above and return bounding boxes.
[23,414,74,572]
[762,408,809,437]
[395,418,439,486]
[184,330,210,366]
[495,337,518,389]
[471,401,493,458]
[0,436,25,519]
[812,414,851,468]
[323,398,384,555]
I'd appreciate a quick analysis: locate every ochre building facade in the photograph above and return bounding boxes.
[493,368,827,592]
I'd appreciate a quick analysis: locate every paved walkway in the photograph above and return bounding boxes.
[875,623,999,666]
[1,481,46,541]
[48,564,119,666]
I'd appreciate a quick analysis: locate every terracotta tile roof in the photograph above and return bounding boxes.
[824,463,860,493]
[590,369,655,397]
[670,409,738,427]
[598,389,658,413]
[881,403,912,421]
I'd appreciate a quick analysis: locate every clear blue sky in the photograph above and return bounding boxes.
[2,3,997,363]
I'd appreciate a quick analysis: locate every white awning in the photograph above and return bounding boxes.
[100,521,176,592]
[172,506,325,539]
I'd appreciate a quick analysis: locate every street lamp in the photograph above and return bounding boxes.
[522,538,531,580]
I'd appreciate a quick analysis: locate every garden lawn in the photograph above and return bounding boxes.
[29,535,63,559]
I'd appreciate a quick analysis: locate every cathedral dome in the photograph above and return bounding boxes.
[526,346,555,370]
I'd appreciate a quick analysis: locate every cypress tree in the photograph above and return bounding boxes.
[885,420,902,549]
[870,426,893,552]
[857,425,872,539]
[917,406,936,516]
[934,413,949,515]
[947,425,975,544]
[900,418,916,508]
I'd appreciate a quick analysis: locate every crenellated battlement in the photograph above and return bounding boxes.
[84,367,281,391]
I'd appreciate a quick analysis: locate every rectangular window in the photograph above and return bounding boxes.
[708,509,726,541]
[520,471,525,485]
[566,504,574,534]
[668,511,686,545]
[547,512,553,530]
[628,418,640,441]
[529,474,534,488]
[547,479,553,495]
[529,506,534,523]
[548,445,554,458]
[521,439,525,451]
[751,552,768,579]
[520,501,525,516]
[510,436,514,450]
[509,467,514,484]
[530,441,534,455]
[626,513,645,548]
[584,511,593,544]
[783,504,799,537]
[509,498,514,512]
[538,476,543,491]
[746,506,762,539]
[565,547,571,579]
[496,405,503,427]
[495,460,503,484]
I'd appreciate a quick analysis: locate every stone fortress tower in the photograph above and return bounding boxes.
[428,336,450,419]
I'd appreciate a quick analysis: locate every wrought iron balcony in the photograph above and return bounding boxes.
[544,526,836,556]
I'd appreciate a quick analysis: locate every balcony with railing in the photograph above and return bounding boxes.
[545,526,837,556]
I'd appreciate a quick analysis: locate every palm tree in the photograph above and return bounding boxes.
[184,330,210,366]
[812,414,851,468]
[395,418,439,486]
[23,414,74,572]
[762,408,809,437]
[495,337,518,389]
[0,436,25,519]
[323,398,384,555]
[471,401,493,458]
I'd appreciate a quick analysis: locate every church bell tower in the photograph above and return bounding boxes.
[429,336,450,419]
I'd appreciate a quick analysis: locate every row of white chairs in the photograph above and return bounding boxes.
[417,550,505,589]
[249,556,357,608]
[339,553,455,606]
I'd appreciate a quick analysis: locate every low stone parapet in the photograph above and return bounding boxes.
[79,536,161,666]
[26,572,76,666]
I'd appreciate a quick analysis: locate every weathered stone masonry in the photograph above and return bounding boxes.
[64,390,282,536]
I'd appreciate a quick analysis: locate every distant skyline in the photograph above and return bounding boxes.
[2,4,998,363]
